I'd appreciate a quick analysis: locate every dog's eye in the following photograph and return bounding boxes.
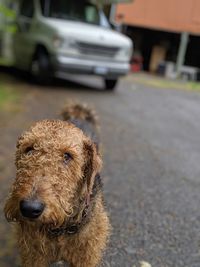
[63,153,72,164]
[24,146,34,155]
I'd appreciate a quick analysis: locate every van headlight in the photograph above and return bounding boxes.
[63,39,77,48]
[53,36,77,49]
[53,36,64,49]
[118,46,133,61]
[128,45,133,59]
[124,46,133,59]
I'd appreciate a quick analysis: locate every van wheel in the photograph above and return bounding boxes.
[30,50,52,84]
[104,79,118,90]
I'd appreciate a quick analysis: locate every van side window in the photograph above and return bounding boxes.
[40,0,50,17]
[40,0,45,16]
[20,0,34,18]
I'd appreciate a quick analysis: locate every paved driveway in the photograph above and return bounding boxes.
[0,73,200,267]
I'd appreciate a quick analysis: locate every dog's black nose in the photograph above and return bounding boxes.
[20,200,45,219]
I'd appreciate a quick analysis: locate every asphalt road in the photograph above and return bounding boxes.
[1,74,200,267]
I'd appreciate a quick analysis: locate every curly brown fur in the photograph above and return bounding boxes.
[4,105,110,267]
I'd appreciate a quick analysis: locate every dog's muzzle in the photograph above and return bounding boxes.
[20,200,45,219]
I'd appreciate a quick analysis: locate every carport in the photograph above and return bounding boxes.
[116,0,200,79]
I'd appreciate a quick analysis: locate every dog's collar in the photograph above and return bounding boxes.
[47,174,102,238]
[47,202,90,237]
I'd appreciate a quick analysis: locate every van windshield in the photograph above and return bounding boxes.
[40,0,100,25]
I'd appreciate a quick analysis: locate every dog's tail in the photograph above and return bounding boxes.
[61,102,99,146]
[61,102,98,127]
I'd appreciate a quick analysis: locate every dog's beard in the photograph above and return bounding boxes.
[4,196,20,222]
[4,197,67,230]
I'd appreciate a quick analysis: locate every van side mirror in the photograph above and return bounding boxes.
[110,13,124,32]
[110,21,122,32]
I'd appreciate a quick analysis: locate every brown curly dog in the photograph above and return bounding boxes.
[4,103,110,267]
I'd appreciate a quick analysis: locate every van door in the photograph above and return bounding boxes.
[14,0,35,69]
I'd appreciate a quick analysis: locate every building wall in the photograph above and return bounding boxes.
[116,0,200,35]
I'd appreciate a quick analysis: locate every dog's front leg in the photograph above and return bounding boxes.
[63,248,102,267]
[21,258,49,267]
[21,251,49,267]
[19,246,49,267]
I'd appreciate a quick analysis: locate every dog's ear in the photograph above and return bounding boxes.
[83,140,102,197]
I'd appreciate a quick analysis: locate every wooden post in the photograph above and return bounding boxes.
[176,32,189,77]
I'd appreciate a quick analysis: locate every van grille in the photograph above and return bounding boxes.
[76,42,119,58]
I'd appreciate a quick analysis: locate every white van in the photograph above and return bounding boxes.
[1,0,133,89]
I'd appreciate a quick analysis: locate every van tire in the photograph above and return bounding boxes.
[104,79,118,90]
[30,49,52,84]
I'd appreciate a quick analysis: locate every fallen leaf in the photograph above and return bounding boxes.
[140,261,152,267]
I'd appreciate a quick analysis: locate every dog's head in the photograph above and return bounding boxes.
[4,120,102,229]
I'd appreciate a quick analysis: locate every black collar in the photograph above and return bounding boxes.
[47,174,102,238]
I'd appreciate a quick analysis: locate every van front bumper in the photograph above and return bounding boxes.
[54,55,130,78]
